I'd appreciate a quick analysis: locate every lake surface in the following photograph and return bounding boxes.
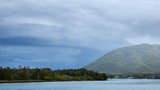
[0,79,160,90]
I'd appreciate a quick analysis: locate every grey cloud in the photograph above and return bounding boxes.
[0,0,160,68]
[0,0,160,48]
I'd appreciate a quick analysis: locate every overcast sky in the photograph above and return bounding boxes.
[0,0,160,69]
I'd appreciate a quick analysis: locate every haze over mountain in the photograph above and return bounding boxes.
[84,44,160,74]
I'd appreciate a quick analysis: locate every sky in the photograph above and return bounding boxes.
[0,0,160,69]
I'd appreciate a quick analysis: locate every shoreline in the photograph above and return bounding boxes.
[0,80,49,83]
[0,80,108,83]
[1,79,159,84]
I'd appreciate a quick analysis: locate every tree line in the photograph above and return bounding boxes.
[0,66,107,82]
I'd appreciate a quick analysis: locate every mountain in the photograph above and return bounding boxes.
[84,44,160,74]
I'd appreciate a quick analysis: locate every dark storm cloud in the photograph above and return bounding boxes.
[0,45,101,69]
[0,36,53,47]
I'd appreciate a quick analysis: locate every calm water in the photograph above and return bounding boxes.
[0,79,160,90]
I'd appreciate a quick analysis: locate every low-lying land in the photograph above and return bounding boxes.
[108,73,160,79]
[0,66,107,83]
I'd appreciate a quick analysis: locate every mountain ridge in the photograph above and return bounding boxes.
[84,44,160,74]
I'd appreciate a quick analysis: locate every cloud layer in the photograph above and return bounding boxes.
[0,0,160,68]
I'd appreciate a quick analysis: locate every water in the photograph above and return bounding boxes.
[0,79,160,90]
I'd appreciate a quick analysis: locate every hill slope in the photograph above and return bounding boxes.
[84,44,160,74]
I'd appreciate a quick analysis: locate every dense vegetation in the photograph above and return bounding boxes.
[0,66,107,82]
